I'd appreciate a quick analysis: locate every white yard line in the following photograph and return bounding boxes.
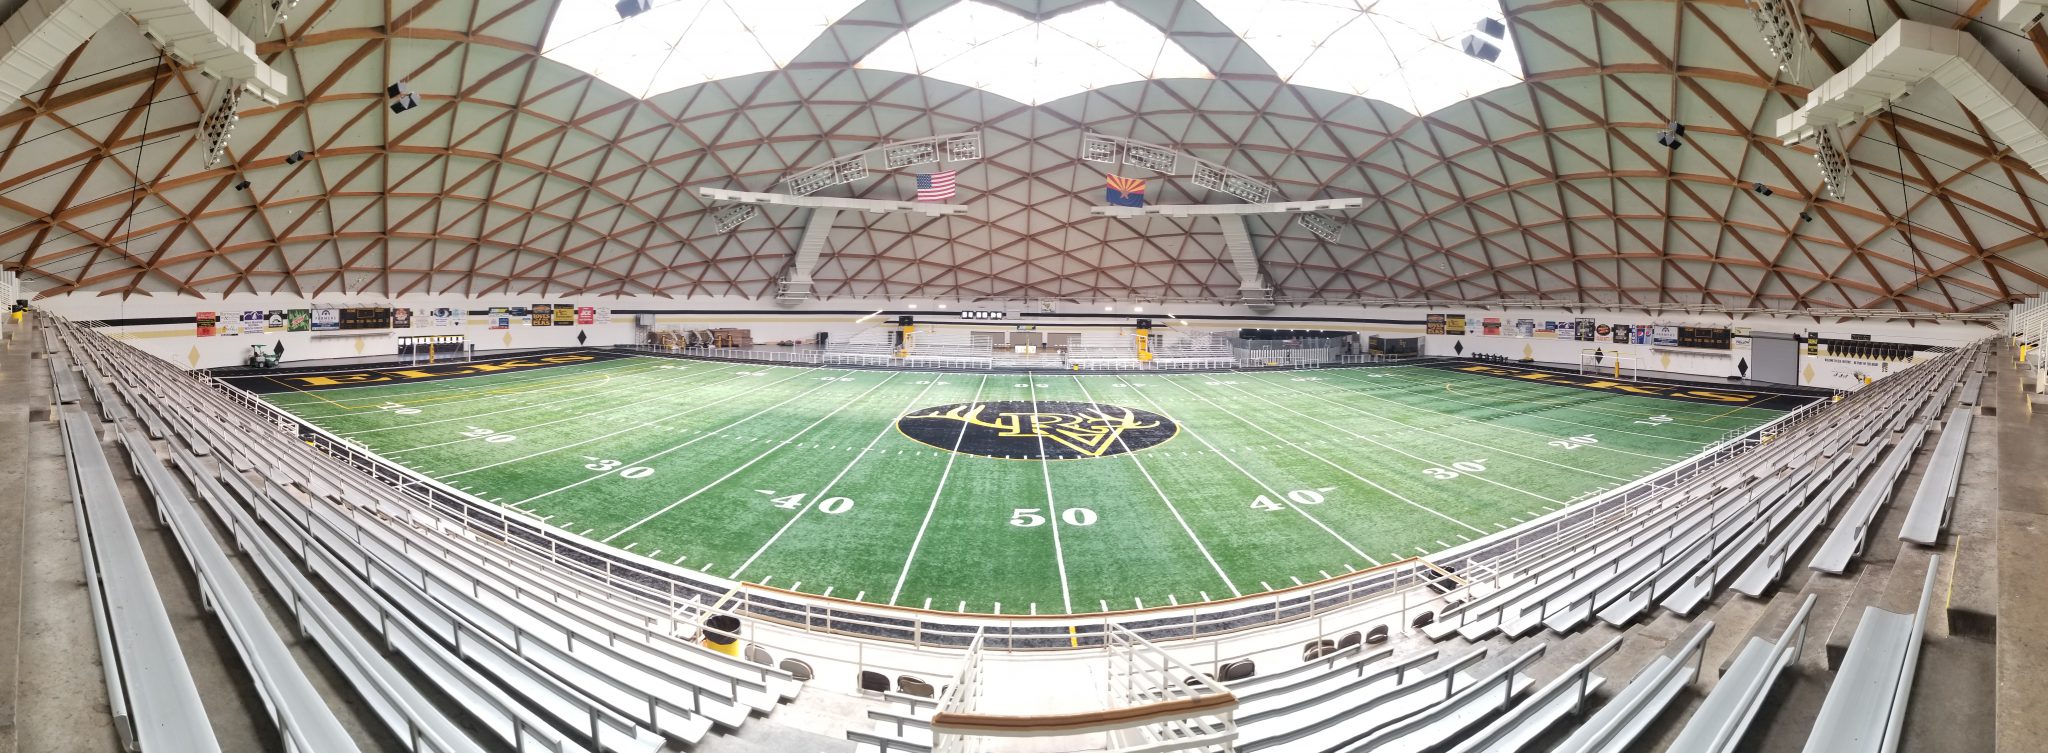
[1350,368,1716,442]
[267,356,655,407]
[1028,380,1075,615]
[601,372,904,542]
[1153,376,1492,533]
[1112,376,1381,565]
[347,362,741,438]
[1198,377,1570,507]
[727,374,948,579]
[377,367,754,454]
[888,376,991,607]
[1069,376,1242,598]
[493,368,836,502]
[1369,365,1774,425]
[288,361,674,420]
[1264,370,1680,466]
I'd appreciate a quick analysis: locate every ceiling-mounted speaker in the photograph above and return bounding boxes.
[1800,210,1815,222]
[285,149,304,164]
[386,81,409,98]
[390,93,419,113]
[233,179,250,191]
[1460,36,1501,63]
[1668,121,1685,137]
[1476,17,1507,38]
[1657,131,1682,150]
[1752,182,1773,196]
[616,0,651,18]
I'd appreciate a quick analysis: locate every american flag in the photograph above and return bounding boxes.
[915,170,957,201]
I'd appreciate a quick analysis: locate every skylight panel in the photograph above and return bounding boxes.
[857,1,1213,105]
[542,0,859,98]
[1202,0,1523,115]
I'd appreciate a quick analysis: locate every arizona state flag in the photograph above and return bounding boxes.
[1106,174,1146,207]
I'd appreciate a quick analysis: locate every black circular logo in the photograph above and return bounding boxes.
[897,400,1178,460]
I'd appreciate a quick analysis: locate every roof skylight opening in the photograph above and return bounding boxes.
[541,0,861,99]
[1201,0,1523,116]
[856,1,1214,105]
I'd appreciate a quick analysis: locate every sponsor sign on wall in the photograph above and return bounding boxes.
[196,312,217,337]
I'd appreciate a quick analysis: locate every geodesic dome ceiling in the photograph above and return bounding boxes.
[0,0,2042,314]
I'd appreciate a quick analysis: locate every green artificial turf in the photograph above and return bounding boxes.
[259,356,1787,615]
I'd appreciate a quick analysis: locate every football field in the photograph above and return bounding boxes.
[243,354,1799,616]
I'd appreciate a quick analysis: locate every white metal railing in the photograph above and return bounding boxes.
[56,316,1888,672]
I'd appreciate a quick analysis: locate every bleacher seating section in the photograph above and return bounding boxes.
[31,314,1982,753]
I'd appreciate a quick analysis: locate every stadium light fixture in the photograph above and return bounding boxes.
[616,0,651,18]
[1752,182,1774,197]
[285,149,305,165]
[1656,122,1684,150]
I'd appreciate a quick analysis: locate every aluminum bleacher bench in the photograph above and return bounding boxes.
[1339,644,1542,752]
[1236,648,1488,752]
[1550,623,1711,753]
[1666,595,1817,753]
[1899,409,1972,545]
[168,446,513,753]
[57,409,222,752]
[117,427,360,752]
[1959,371,1985,406]
[1727,440,1885,597]
[1447,636,1619,753]
[1810,420,1931,574]
[1799,557,1940,753]
[50,355,82,404]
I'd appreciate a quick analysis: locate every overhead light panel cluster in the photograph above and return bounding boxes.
[1297,212,1344,243]
[1811,125,1852,200]
[1745,0,1809,78]
[712,203,758,233]
[959,310,1007,320]
[199,83,242,168]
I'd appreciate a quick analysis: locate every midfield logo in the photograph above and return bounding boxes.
[897,400,1178,460]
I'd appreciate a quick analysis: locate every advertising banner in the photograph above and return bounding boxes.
[1425,313,1446,335]
[488,307,510,330]
[1445,314,1467,336]
[393,308,413,329]
[1515,319,1535,338]
[596,307,611,325]
[196,312,217,337]
[1575,317,1597,341]
[531,304,552,327]
[311,307,340,331]
[553,305,574,326]
[1481,317,1501,336]
[287,309,310,332]
[576,306,595,325]
[241,310,265,335]
[221,312,239,336]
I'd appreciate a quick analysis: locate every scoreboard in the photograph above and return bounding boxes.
[338,307,393,330]
[1675,326,1731,350]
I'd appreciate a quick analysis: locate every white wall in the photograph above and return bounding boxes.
[1400,306,1992,390]
[33,292,1996,390]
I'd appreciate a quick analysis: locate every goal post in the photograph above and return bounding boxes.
[1578,349,1640,381]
